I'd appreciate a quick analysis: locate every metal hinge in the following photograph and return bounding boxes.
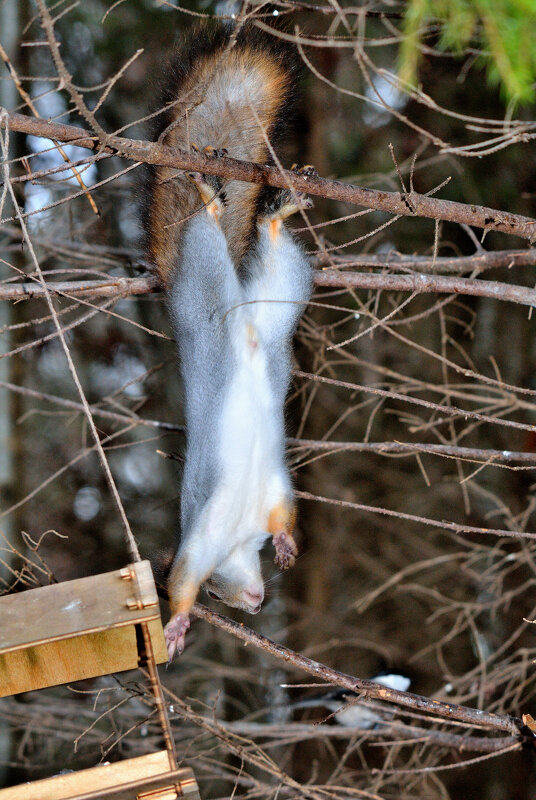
[137,787,180,800]
[120,562,159,611]
[137,774,200,800]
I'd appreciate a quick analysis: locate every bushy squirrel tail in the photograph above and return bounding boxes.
[143,22,297,288]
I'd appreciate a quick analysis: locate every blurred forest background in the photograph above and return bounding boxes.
[1,1,536,798]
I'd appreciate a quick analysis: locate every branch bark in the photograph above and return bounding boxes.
[3,269,536,308]
[4,111,536,242]
[0,276,159,300]
[288,438,536,465]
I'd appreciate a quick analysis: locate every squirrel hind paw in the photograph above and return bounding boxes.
[164,612,190,662]
[273,531,298,570]
[203,145,228,159]
[291,163,318,178]
[187,172,226,218]
[190,143,228,159]
[258,186,312,223]
[187,170,225,199]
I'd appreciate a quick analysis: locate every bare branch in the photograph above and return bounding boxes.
[1,379,535,465]
[287,438,536,466]
[295,489,536,541]
[3,269,536,309]
[222,720,521,754]
[4,111,536,241]
[190,603,524,737]
[0,276,160,300]
[321,248,536,275]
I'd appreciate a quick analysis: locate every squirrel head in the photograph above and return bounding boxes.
[204,533,269,614]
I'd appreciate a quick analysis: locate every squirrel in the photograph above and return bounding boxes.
[143,21,313,660]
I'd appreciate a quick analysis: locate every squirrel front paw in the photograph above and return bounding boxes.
[268,502,297,569]
[203,144,228,159]
[273,531,298,570]
[164,611,190,662]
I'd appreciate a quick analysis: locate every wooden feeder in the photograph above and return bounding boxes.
[0,750,201,800]
[0,560,167,697]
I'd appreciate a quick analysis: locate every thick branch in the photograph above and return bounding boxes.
[4,112,536,242]
[191,603,524,738]
[313,269,536,307]
[3,269,536,308]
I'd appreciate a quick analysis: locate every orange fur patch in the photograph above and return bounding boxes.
[246,323,259,349]
[269,218,281,242]
[169,578,199,616]
[267,502,296,535]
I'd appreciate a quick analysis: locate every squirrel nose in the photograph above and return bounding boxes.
[244,589,263,613]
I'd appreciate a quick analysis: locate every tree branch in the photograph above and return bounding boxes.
[295,489,536,541]
[222,720,521,754]
[3,269,536,308]
[4,111,536,242]
[3,224,535,276]
[190,603,526,739]
[0,276,159,300]
[287,438,536,466]
[323,248,536,275]
[2,380,535,465]
[313,269,536,307]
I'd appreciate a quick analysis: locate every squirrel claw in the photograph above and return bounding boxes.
[273,531,298,570]
[203,145,228,159]
[291,163,318,179]
[269,197,312,222]
[191,143,227,160]
[294,192,313,211]
[164,612,190,662]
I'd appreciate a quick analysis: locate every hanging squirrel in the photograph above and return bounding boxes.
[143,22,313,660]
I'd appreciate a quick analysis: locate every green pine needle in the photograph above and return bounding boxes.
[399,0,536,106]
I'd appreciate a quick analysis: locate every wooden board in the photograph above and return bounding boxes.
[0,561,160,652]
[0,562,167,696]
[0,751,201,800]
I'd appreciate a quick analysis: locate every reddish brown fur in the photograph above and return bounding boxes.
[146,39,292,288]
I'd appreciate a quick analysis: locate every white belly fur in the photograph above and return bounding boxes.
[213,309,287,541]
